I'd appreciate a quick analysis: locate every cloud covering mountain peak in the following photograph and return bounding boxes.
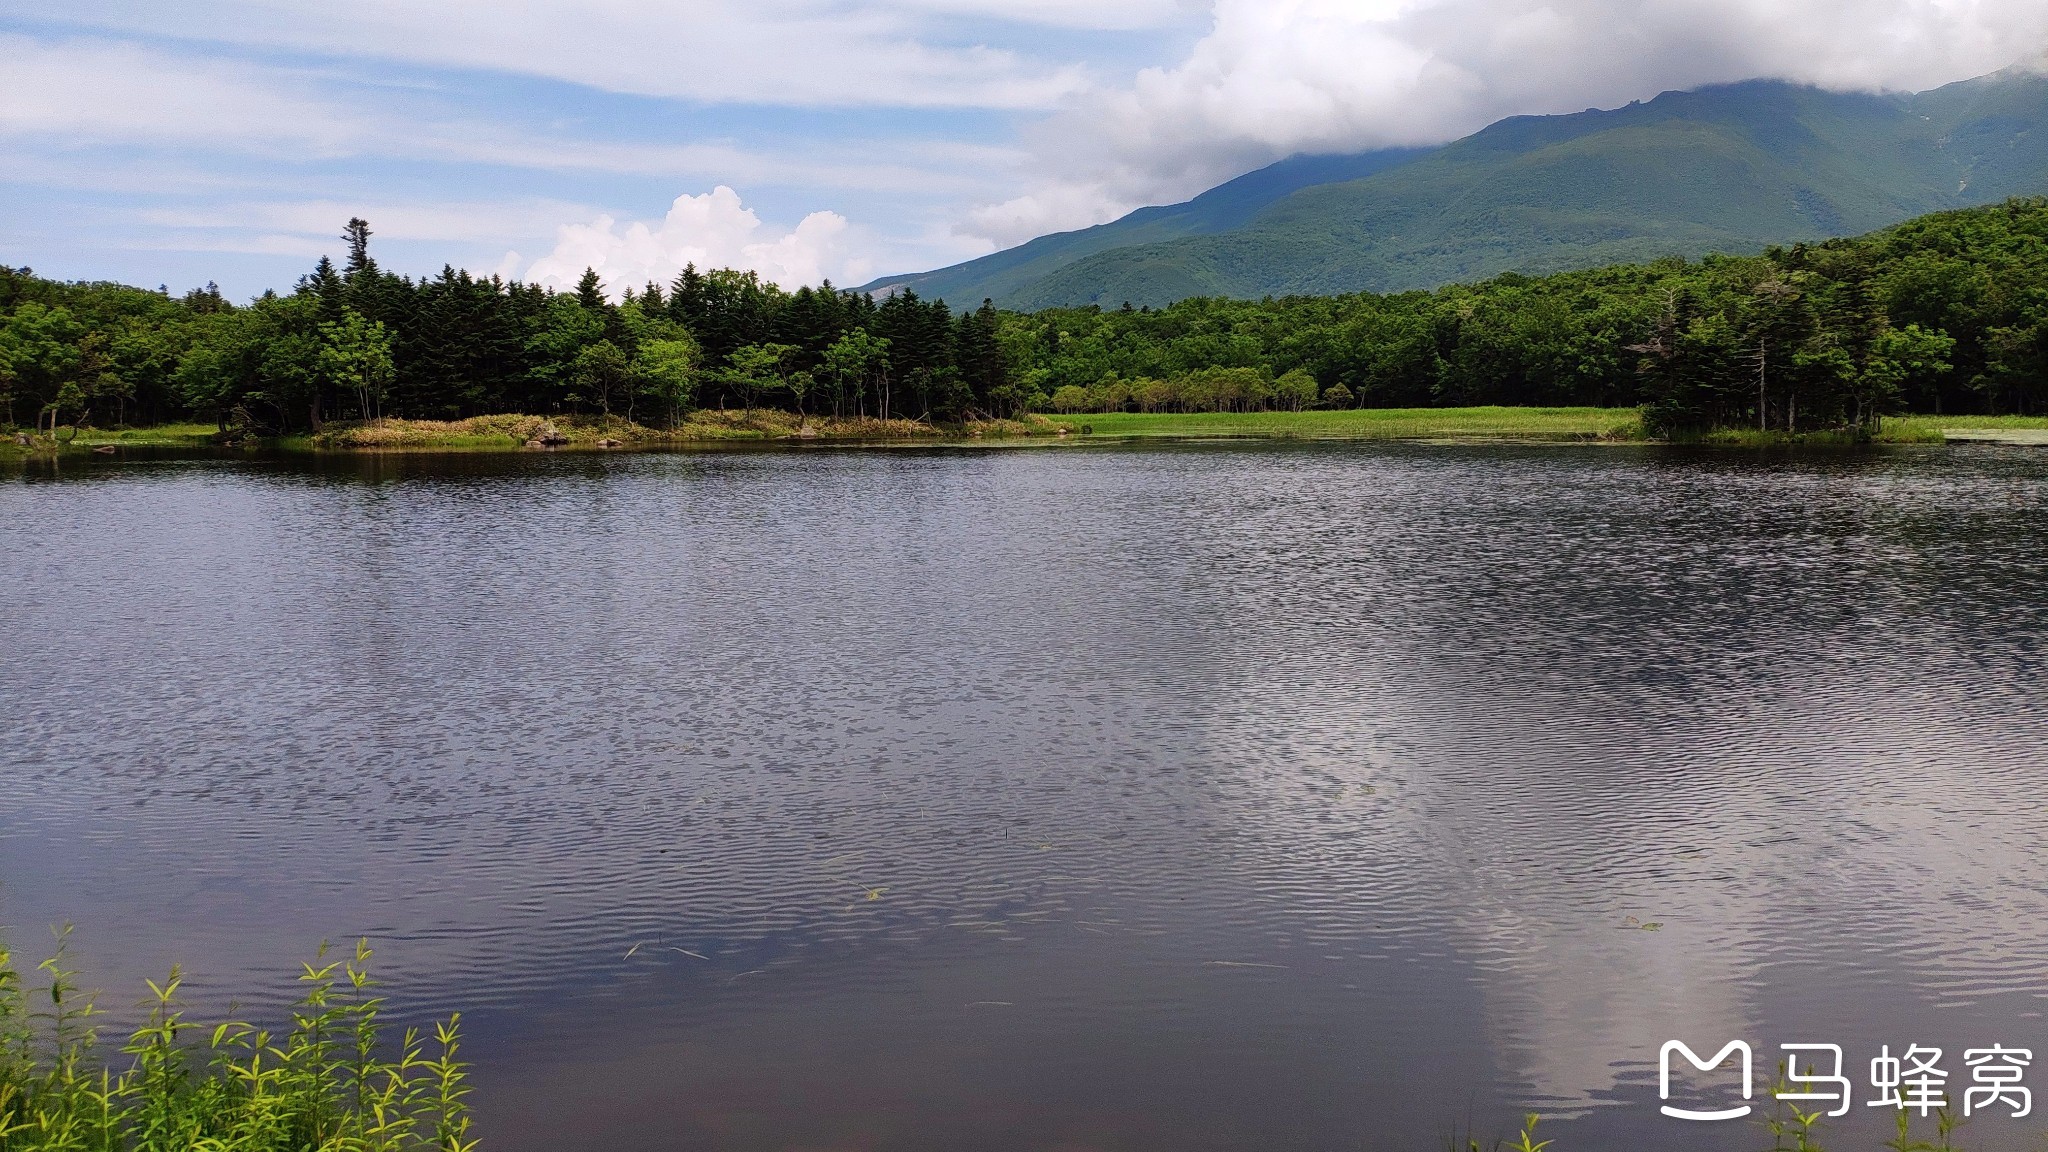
[979,0,2048,245]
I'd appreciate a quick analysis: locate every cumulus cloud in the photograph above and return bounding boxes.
[972,0,2048,245]
[523,188,874,295]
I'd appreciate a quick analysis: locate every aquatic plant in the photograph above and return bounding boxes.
[1453,1094,1989,1152]
[0,929,475,1152]
[1762,1063,1831,1152]
[1505,1113,1552,1152]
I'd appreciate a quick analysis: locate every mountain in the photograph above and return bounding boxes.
[865,68,2048,310]
[855,147,1434,305]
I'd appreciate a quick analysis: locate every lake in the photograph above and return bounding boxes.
[4,440,2047,1151]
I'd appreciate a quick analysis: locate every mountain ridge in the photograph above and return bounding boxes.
[865,67,2048,310]
[855,146,1435,304]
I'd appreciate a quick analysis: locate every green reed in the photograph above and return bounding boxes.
[0,929,475,1152]
[1455,1076,1982,1152]
[1756,1060,1979,1152]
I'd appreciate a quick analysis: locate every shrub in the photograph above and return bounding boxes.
[0,929,477,1152]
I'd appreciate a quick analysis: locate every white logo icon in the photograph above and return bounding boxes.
[1660,1040,1754,1120]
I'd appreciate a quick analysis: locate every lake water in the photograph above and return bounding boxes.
[4,440,2047,1151]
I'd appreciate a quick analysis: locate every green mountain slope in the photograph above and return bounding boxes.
[914,69,2048,310]
[855,147,1433,305]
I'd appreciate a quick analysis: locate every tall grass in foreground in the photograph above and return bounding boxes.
[0,930,475,1152]
[1453,1102,1973,1152]
[1445,1063,1990,1152]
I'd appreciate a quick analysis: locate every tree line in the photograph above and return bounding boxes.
[1012,198,2048,432]
[0,219,1015,436]
[5,201,2046,438]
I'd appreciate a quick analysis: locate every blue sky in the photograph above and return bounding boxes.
[4,0,2044,300]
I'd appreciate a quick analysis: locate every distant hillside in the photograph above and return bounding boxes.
[855,147,1433,305]
[874,68,2048,310]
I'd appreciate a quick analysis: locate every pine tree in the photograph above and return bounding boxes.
[308,257,345,323]
[342,218,374,278]
[956,299,1010,415]
[576,269,606,311]
[669,264,706,329]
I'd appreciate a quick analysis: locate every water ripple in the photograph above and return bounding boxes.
[2,442,2045,1151]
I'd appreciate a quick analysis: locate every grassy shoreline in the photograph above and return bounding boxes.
[10,408,2048,458]
[1879,413,2048,444]
[0,411,1075,457]
[299,411,972,450]
[1064,406,1642,440]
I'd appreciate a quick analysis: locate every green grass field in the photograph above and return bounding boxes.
[1878,414,2048,444]
[1,422,219,455]
[73,422,221,445]
[1065,406,1644,440]
[1067,409,2048,445]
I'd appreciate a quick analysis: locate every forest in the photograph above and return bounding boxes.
[3,200,2046,441]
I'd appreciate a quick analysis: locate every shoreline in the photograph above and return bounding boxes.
[9,408,2048,459]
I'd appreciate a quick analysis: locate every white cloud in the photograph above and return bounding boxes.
[908,0,1195,29]
[141,199,600,246]
[967,184,1133,247]
[39,0,1125,110]
[0,35,1006,196]
[14,1,2048,283]
[0,30,1006,289]
[117,234,335,259]
[0,34,364,156]
[970,0,2048,244]
[522,187,875,295]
